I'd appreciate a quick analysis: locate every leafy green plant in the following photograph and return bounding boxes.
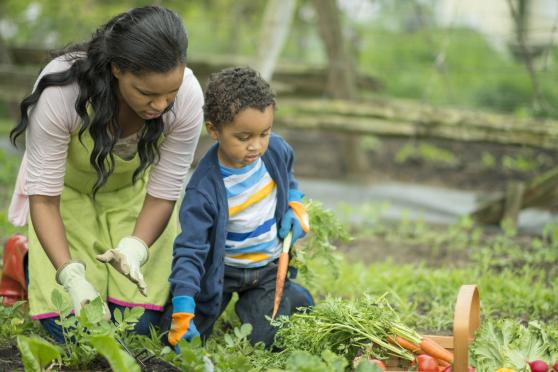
[481,151,497,169]
[269,349,349,372]
[274,294,417,362]
[291,199,351,285]
[16,335,61,372]
[395,143,458,167]
[502,153,540,173]
[542,221,558,247]
[158,337,212,372]
[0,300,38,342]
[50,289,143,369]
[361,135,383,152]
[89,335,140,372]
[470,320,558,371]
[209,324,256,371]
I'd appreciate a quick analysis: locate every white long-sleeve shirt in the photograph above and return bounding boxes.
[24,55,204,200]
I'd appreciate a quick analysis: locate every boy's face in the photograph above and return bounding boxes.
[206,105,274,169]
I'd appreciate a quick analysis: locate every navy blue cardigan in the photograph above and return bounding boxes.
[169,134,298,318]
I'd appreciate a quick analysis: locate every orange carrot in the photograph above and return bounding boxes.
[419,336,454,364]
[389,335,423,354]
[271,252,289,319]
[271,232,292,320]
[390,335,454,364]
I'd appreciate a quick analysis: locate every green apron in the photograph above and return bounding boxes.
[28,131,177,319]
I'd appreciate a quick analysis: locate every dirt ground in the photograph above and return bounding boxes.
[0,342,180,372]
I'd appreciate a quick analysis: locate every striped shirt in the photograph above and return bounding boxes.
[220,158,282,268]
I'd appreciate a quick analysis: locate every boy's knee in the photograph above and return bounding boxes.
[247,322,276,348]
[288,282,314,310]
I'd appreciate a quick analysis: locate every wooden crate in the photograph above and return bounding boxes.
[385,285,480,372]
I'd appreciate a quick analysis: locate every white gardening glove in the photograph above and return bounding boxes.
[96,236,149,297]
[56,260,110,319]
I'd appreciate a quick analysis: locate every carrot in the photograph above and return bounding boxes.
[419,336,454,364]
[271,232,292,320]
[390,335,454,364]
[389,335,424,354]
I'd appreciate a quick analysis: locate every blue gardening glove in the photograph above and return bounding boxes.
[278,189,310,246]
[168,296,200,346]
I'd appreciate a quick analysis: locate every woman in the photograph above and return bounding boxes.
[8,6,203,342]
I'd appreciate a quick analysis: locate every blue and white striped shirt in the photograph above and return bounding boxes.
[220,158,282,268]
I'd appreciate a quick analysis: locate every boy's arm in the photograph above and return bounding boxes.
[167,188,214,346]
[284,140,299,191]
[169,188,216,298]
[278,139,310,244]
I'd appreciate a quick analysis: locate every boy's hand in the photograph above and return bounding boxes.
[96,236,149,296]
[278,189,310,246]
[168,296,200,346]
[56,260,111,319]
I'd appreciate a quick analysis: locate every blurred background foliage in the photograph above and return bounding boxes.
[2,0,558,117]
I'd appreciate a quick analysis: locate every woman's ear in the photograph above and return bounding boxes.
[205,121,219,140]
[111,63,122,79]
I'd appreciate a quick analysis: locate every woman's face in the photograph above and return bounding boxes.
[112,64,185,120]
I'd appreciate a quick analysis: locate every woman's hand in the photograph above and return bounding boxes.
[56,260,110,319]
[96,236,149,296]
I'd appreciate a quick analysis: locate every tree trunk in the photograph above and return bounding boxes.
[254,0,297,81]
[311,0,356,100]
[312,0,366,176]
[0,2,12,65]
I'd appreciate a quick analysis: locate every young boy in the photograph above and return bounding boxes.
[166,67,314,348]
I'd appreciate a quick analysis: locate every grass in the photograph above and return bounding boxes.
[0,118,15,137]
[0,211,556,370]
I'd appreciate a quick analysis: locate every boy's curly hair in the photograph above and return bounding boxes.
[203,67,276,128]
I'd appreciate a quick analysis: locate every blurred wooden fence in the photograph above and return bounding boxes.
[4,47,558,224]
[3,47,558,151]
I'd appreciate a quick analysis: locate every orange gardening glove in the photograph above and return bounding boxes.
[168,296,200,347]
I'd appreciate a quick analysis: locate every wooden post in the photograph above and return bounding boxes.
[502,181,525,229]
[472,168,558,225]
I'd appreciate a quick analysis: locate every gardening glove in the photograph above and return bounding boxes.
[96,236,149,297]
[168,295,200,346]
[56,260,110,319]
[278,189,310,246]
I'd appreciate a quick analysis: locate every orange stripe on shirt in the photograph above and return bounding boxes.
[228,252,271,262]
[229,180,276,217]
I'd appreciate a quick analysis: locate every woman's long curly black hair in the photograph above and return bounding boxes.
[10,6,188,196]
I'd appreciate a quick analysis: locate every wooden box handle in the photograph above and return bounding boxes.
[452,284,480,372]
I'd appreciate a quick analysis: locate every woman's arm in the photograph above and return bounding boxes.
[29,194,70,269]
[133,194,176,247]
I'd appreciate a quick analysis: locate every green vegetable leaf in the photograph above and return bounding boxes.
[88,335,140,372]
[16,335,61,372]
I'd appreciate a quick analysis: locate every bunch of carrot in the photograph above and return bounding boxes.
[388,334,454,368]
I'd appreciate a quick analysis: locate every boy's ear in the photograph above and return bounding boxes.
[205,121,219,140]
